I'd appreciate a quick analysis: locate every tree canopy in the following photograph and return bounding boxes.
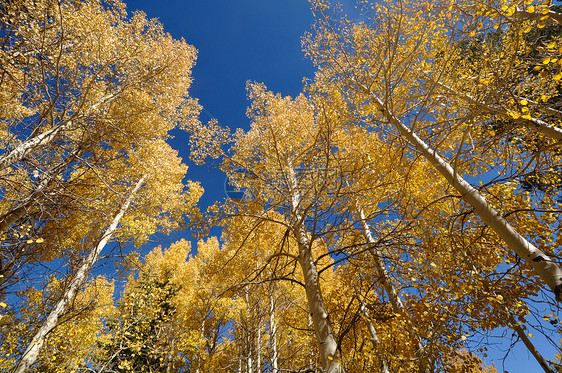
[1,0,561,372]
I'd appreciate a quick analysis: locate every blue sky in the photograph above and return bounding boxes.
[124,0,317,242]
[121,1,558,372]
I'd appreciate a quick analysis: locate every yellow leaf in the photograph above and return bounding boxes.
[542,57,551,65]
[0,302,7,308]
[554,73,562,82]
[469,31,476,37]
[520,99,528,105]
[528,333,534,338]
[461,335,467,340]
[528,5,535,13]
[36,238,44,243]
[546,41,556,49]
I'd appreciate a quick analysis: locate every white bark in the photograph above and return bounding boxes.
[361,86,562,301]
[12,177,144,373]
[287,162,344,373]
[423,76,562,141]
[360,303,390,373]
[358,206,431,371]
[0,122,71,172]
[256,318,262,373]
[358,207,404,313]
[461,249,554,373]
[0,91,117,172]
[269,291,279,373]
[247,352,253,373]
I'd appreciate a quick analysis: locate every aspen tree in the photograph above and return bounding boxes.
[217,83,346,372]
[0,0,201,286]
[306,0,562,302]
[13,178,144,373]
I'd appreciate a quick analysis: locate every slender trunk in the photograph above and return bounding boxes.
[422,75,562,141]
[308,314,315,370]
[0,144,87,233]
[256,318,261,373]
[360,86,562,301]
[269,290,279,373]
[243,288,253,373]
[247,339,253,373]
[0,91,117,172]
[358,206,431,372]
[360,303,390,373]
[0,122,70,172]
[358,207,404,313]
[506,312,554,373]
[461,249,554,373]
[12,177,144,373]
[287,162,343,373]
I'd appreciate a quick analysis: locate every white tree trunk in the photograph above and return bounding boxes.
[12,177,144,373]
[422,75,562,141]
[0,122,70,172]
[256,318,262,373]
[360,303,390,373]
[361,88,562,301]
[268,291,279,373]
[0,91,117,172]
[287,162,344,373]
[358,207,404,313]
[358,206,432,372]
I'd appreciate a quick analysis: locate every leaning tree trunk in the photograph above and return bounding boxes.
[459,248,555,373]
[0,90,119,172]
[12,177,144,373]
[360,302,390,373]
[268,289,279,373]
[287,162,344,373]
[357,84,562,302]
[420,74,562,141]
[357,206,432,372]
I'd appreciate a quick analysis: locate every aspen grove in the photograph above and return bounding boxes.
[1,0,561,372]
